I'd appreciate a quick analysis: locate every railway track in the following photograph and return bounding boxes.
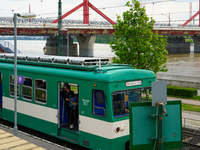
[182,128,200,149]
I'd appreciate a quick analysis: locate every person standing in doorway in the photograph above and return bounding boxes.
[62,86,70,124]
[66,85,75,129]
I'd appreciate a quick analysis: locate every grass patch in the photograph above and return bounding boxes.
[182,103,200,112]
[192,96,200,101]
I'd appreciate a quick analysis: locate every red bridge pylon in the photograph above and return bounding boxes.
[182,0,200,26]
[52,0,116,25]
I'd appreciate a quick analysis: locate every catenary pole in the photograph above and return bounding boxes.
[58,0,63,55]
[14,13,18,136]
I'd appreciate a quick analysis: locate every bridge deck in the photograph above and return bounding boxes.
[0,129,46,150]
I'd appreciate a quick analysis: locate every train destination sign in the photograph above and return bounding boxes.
[126,80,142,87]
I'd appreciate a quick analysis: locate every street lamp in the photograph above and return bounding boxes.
[13,12,36,136]
[161,12,170,26]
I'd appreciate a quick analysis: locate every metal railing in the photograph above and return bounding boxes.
[0,17,112,25]
[0,22,114,30]
[0,40,22,54]
[1,22,200,31]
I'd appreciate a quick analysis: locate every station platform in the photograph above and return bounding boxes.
[0,125,66,150]
[0,129,46,150]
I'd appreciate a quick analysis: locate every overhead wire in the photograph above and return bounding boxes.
[13,0,42,11]
[35,0,174,16]
[0,9,12,12]
[0,0,196,24]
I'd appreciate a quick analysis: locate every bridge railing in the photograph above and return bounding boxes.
[0,22,114,29]
[1,22,200,31]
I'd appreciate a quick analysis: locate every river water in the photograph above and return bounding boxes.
[5,40,200,77]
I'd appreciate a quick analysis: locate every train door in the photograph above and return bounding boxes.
[0,73,2,109]
[58,82,79,133]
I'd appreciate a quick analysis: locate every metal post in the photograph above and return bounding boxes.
[67,29,69,56]
[184,118,186,140]
[14,13,18,136]
[83,0,89,24]
[158,104,163,150]
[58,0,63,56]
[199,0,200,27]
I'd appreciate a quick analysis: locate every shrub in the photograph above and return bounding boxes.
[167,85,197,97]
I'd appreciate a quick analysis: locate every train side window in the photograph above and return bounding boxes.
[93,90,106,117]
[9,75,20,97]
[22,77,32,101]
[35,79,47,104]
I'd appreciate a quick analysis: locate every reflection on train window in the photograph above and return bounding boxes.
[68,83,78,95]
[112,88,151,118]
[35,79,47,104]
[93,90,106,117]
[22,77,32,101]
[9,75,20,97]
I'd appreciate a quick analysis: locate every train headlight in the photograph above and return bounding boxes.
[115,126,120,133]
[120,124,125,132]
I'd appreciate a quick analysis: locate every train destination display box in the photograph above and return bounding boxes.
[129,81,182,150]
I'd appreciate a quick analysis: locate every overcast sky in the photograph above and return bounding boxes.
[0,0,199,25]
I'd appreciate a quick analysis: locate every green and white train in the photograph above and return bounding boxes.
[0,54,156,150]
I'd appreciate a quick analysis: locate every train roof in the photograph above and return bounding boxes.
[0,54,156,82]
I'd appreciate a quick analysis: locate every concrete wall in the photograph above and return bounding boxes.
[192,36,200,53]
[156,73,200,89]
[45,37,78,56]
[165,37,190,54]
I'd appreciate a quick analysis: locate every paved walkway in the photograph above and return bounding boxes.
[167,96,200,106]
[0,129,46,150]
[0,126,66,150]
[167,96,200,121]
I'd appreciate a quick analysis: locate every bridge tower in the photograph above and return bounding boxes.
[52,0,115,25]
[182,0,200,53]
[47,0,116,57]
[182,0,200,26]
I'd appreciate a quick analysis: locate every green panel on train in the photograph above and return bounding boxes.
[0,54,156,150]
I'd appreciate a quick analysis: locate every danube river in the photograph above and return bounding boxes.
[5,40,200,77]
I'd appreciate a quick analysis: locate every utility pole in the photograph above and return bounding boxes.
[58,0,63,56]
[14,13,18,136]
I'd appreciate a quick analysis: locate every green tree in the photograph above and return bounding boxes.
[110,0,168,74]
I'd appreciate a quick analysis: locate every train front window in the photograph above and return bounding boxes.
[112,88,151,118]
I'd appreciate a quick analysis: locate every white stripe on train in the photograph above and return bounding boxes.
[3,97,129,139]
[79,115,129,139]
[3,97,58,124]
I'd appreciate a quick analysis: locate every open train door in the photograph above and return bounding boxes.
[57,82,79,144]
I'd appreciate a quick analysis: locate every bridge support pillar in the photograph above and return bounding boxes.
[45,36,78,56]
[192,36,200,53]
[165,36,190,54]
[77,35,96,57]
